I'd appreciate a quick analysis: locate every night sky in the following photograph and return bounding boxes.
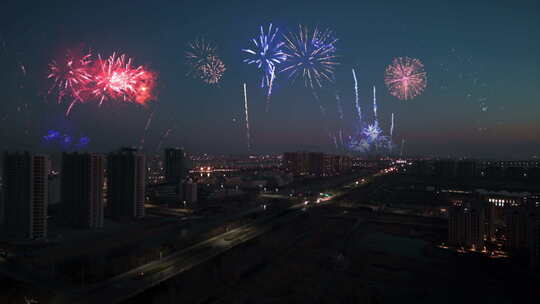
[1,0,538,158]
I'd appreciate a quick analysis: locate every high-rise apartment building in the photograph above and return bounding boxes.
[183,181,198,204]
[61,153,105,228]
[530,216,540,271]
[283,152,352,176]
[2,152,49,240]
[164,148,186,184]
[448,201,485,250]
[504,206,530,252]
[107,148,145,220]
[503,196,540,257]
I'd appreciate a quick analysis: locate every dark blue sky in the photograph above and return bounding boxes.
[1,0,539,158]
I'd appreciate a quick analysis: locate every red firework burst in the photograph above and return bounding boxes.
[48,50,157,115]
[93,53,156,105]
[384,57,427,100]
[48,49,93,103]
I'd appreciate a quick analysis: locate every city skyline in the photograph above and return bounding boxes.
[1,2,540,302]
[0,0,538,158]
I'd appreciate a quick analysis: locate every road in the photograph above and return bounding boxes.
[60,203,310,304]
[4,167,395,304]
[62,170,392,304]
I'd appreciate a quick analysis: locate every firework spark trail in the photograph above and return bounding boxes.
[20,64,26,76]
[372,85,378,122]
[310,90,327,118]
[144,111,154,132]
[139,137,145,150]
[332,133,338,150]
[335,93,344,150]
[139,111,155,150]
[156,128,173,153]
[400,138,405,157]
[65,100,77,116]
[390,113,395,138]
[243,83,251,152]
[335,93,343,120]
[352,68,361,124]
[390,113,395,154]
[265,69,276,112]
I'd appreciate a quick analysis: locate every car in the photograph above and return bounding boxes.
[133,271,145,280]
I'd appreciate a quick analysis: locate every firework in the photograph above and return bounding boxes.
[348,137,370,153]
[43,130,89,150]
[282,25,338,88]
[139,111,155,150]
[43,130,61,142]
[75,136,90,149]
[335,93,343,120]
[144,111,154,132]
[243,23,287,101]
[390,113,395,139]
[48,49,93,103]
[352,68,361,124]
[186,38,216,72]
[133,69,157,104]
[186,38,225,84]
[390,113,395,153]
[156,127,173,153]
[362,123,382,142]
[199,55,226,84]
[243,83,251,151]
[92,53,156,105]
[66,100,77,116]
[48,50,157,115]
[376,136,392,150]
[372,85,378,121]
[384,57,427,100]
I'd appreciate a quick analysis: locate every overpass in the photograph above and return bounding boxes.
[58,203,310,304]
[1,169,391,304]
[58,169,392,303]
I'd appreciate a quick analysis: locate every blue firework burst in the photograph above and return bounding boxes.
[281,25,338,88]
[242,23,287,92]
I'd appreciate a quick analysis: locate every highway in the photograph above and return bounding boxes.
[60,202,310,304]
[4,167,395,304]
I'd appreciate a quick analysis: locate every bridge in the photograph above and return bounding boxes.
[58,203,310,304]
